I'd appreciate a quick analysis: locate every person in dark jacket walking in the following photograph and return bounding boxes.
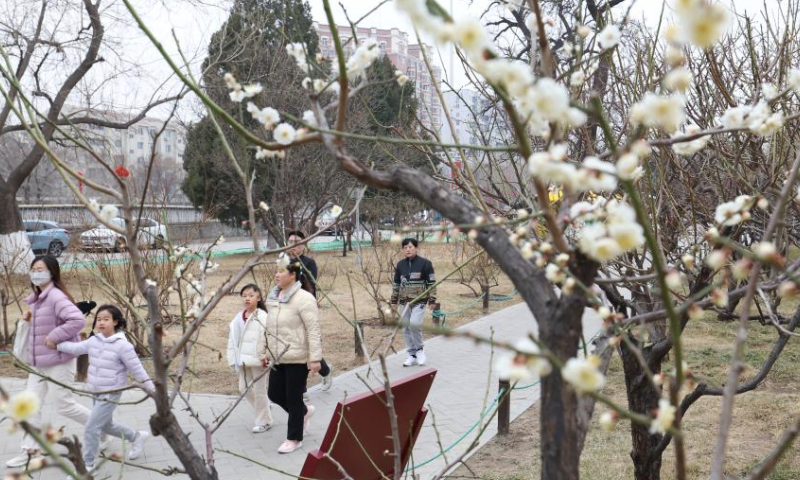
[391,238,437,367]
[287,231,332,390]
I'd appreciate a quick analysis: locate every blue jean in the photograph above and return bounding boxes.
[83,393,136,466]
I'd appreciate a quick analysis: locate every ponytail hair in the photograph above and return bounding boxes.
[286,261,315,295]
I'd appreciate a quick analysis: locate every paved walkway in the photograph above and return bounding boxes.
[0,303,603,480]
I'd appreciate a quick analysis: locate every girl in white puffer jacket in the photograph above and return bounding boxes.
[226,284,273,433]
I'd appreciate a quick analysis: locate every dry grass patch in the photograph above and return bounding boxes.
[450,310,800,479]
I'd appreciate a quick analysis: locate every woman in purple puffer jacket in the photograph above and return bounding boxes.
[6,256,92,469]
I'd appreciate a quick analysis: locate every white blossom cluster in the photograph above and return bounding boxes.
[561,355,605,394]
[494,337,552,382]
[286,43,311,73]
[718,101,784,137]
[673,0,730,49]
[576,200,645,262]
[713,194,756,227]
[527,143,616,192]
[344,38,380,77]
[671,124,709,155]
[394,0,586,133]
[224,72,262,103]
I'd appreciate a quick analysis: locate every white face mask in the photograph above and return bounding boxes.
[30,271,52,287]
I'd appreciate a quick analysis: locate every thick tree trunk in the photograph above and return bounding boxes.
[481,284,490,311]
[621,339,663,480]
[539,300,586,480]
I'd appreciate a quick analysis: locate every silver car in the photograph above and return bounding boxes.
[80,217,168,252]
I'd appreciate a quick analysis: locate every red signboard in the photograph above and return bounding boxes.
[299,368,437,480]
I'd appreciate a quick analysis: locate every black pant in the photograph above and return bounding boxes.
[268,364,309,441]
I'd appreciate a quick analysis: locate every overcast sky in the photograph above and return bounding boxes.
[117,0,774,120]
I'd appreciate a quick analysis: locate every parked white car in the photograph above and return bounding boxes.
[80,217,167,252]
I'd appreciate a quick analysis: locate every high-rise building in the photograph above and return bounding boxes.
[3,108,188,204]
[313,23,443,132]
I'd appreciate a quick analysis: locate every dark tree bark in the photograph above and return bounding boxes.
[620,339,664,480]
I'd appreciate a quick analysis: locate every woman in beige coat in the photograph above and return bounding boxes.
[227,284,273,433]
[263,258,322,454]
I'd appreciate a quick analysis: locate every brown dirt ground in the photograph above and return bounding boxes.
[1,242,519,396]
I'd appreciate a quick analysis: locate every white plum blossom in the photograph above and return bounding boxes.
[273,123,297,145]
[286,43,310,72]
[562,355,605,394]
[223,72,241,91]
[762,82,778,100]
[330,205,343,218]
[577,25,592,38]
[706,249,728,270]
[570,70,586,87]
[747,101,784,136]
[616,153,643,180]
[663,67,693,92]
[597,24,621,49]
[719,105,751,129]
[246,103,280,128]
[649,399,677,434]
[665,46,685,67]
[788,68,800,93]
[259,201,270,212]
[242,83,263,98]
[545,263,565,283]
[680,3,729,48]
[88,198,100,212]
[494,337,552,381]
[302,110,318,128]
[579,156,618,192]
[630,93,686,133]
[99,204,118,221]
[576,200,644,261]
[519,78,573,125]
[672,124,710,156]
[600,411,618,431]
[453,18,493,56]
[345,38,380,76]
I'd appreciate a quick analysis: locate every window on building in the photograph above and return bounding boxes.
[129,149,134,154]
[166,145,171,153]
[379,41,386,50]
[137,142,143,149]
[115,140,122,147]
[321,36,329,45]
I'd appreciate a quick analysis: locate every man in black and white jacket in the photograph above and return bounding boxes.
[391,238,437,367]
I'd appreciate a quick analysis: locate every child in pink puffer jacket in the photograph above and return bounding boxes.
[56,305,153,471]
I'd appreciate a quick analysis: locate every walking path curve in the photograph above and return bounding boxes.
[0,302,603,480]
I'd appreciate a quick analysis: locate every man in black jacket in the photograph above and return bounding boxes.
[391,238,436,367]
[287,230,333,391]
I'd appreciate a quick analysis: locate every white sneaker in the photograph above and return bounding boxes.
[321,364,334,391]
[416,350,426,366]
[251,424,271,434]
[5,452,42,469]
[127,431,150,460]
[402,356,417,367]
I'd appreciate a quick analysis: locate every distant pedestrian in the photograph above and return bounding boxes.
[6,256,93,469]
[287,230,333,391]
[55,305,153,471]
[226,284,273,433]
[391,238,437,367]
[263,256,323,454]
